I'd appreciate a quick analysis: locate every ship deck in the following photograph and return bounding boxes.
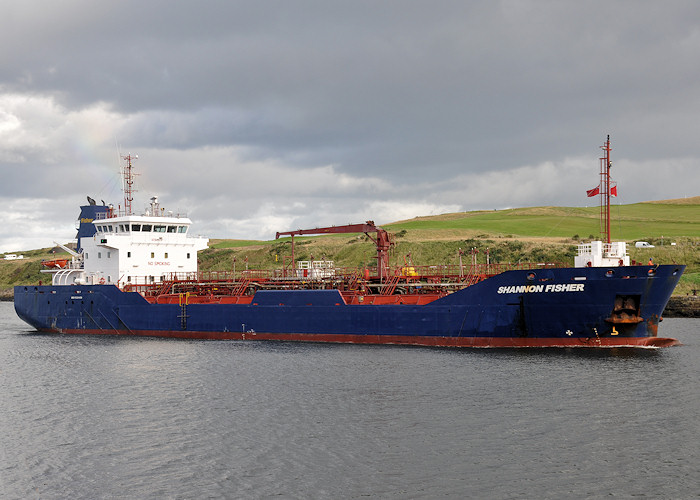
[123,262,565,305]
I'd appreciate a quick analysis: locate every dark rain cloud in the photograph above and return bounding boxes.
[1,1,699,250]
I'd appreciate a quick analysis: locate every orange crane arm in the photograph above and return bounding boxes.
[275,221,392,279]
[276,221,380,239]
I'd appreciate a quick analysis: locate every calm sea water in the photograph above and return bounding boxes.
[1,300,698,499]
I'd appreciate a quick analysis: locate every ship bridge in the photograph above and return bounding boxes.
[82,209,208,286]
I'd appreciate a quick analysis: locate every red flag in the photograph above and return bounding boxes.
[610,185,617,197]
[586,186,600,197]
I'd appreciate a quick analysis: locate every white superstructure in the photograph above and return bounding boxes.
[52,176,208,287]
[574,241,630,268]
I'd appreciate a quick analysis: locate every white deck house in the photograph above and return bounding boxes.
[52,197,208,286]
[574,241,630,268]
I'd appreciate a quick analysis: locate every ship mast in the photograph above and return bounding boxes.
[599,136,612,244]
[121,153,138,216]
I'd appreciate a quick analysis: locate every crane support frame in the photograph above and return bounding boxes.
[276,221,393,281]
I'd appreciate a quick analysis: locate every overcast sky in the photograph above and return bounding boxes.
[2,0,700,252]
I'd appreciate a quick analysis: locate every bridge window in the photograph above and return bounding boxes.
[131,224,141,231]
[167,226,177,233]
[142,224,152,232]
[178,226,187,233]
[154,225,166,233]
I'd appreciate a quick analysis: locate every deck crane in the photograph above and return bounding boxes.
[276,221,393,280]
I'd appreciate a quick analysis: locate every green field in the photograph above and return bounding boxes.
[2,199,699,297]
[385,202,700,240]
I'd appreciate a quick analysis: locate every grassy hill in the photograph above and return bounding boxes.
[2,198,699,298]
[385,198,700,241]
[202,198,700,295]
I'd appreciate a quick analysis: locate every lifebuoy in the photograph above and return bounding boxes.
[99,277,105,284]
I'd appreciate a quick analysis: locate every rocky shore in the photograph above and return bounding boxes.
[664,296,700,318]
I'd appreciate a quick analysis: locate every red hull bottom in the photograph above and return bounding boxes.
[47,329,680,348]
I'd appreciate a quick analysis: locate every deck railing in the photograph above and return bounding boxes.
[119,260,566,298]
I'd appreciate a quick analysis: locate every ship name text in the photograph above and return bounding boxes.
[497,283,585,294]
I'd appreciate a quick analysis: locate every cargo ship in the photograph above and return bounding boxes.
[14,141,685,347]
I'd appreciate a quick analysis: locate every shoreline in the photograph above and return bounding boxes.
[663,296,700,318]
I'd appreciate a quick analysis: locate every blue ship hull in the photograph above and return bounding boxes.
[14,265,684,347]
